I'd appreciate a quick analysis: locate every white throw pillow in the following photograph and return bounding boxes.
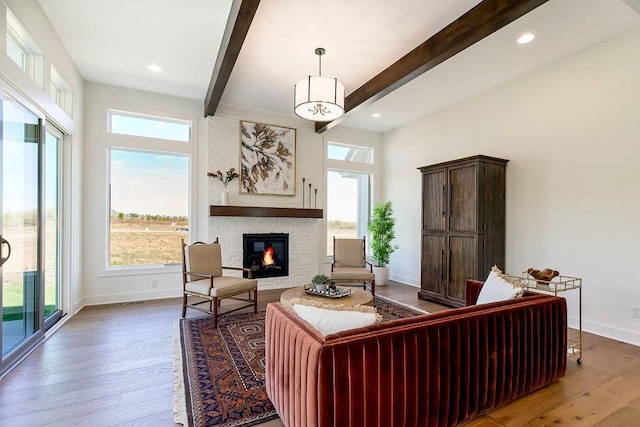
[292,304,380,336]
[476,267,524,305]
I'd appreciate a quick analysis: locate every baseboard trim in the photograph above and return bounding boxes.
[83,289,182,306]
[389,273,419,287]
[582,318,640,347]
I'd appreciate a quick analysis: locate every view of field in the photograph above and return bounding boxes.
[2,215,56,319]
[110,217,188,267]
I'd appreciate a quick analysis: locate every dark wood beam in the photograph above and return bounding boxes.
[204,0,260,117]
[315,0,548,133]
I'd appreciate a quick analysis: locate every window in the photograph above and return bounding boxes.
[107,110,192,270]
[108,149,189,268]
[6,36,24,69]
[108,110,191,142]
[50,66,73,117]
[327,142,373,164]
[326,142,374,256]
[6,9,45,89]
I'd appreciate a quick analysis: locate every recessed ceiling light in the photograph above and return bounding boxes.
[147,64,162,72]
[371,113,381,118]
[517,33,535,44]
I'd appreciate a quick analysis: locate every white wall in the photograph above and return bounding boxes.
[382,27,640,346]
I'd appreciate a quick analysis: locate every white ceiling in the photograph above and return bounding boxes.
[39,0,640,133]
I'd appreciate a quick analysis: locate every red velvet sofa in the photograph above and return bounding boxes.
[265,280,567,427]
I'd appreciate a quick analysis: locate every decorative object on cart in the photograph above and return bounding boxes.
[302,177,306,207]
[527,267,560,284]
[311,273,331,292]
[240,121,296,196]
[367,201,399,286]
[294,47,345,121]
[207,167,239,206]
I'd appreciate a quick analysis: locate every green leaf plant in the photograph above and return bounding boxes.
[367,201,399,268]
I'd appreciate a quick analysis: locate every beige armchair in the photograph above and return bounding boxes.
[330,236,375,298]
[181,238,258,326]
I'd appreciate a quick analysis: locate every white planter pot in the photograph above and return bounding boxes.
[373,266,389,286]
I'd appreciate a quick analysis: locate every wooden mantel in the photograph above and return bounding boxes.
[209,205,323,218]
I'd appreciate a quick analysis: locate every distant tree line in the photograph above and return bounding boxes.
[327,220,356,230]
[3,210,38,227]
[115,212,188,222]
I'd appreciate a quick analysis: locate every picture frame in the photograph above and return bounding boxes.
[239,121,296,196]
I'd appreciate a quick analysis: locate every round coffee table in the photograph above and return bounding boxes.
[280,286,373,309]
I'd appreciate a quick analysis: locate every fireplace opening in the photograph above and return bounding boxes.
[243,233,289,279]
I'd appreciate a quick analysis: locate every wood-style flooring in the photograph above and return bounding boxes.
[0,282,638,426]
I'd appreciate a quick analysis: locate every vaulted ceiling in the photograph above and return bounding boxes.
[39,0,640,133]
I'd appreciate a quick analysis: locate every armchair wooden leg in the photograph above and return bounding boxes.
[181,294,187,317]
[253,289,258,314]
[213,297,218,328]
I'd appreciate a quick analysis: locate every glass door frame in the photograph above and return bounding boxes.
[0,85,46,377]
[44,126,63,330]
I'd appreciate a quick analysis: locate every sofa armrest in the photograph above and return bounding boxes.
[466,279,484,306]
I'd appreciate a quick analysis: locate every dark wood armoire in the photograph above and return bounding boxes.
[418,155,508,307]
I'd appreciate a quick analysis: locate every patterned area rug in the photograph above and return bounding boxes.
[173,295,427,426]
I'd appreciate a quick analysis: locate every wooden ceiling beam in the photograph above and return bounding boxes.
[204,0,260,117]
[315,0,548,133]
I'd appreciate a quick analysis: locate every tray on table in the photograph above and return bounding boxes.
[304,286,353,298]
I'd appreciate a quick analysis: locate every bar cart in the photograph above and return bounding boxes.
[506,272,583,364]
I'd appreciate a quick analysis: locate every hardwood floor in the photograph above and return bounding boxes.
[0,282,639,426]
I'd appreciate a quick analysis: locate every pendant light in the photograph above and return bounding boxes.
[294,47,345,121]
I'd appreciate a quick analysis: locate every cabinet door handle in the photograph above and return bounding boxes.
[441,185,446,216]
[441,249,445,282]
[449,184,453,217]
[449,249,453,282]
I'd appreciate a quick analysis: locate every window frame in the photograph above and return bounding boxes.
[325,140,376,258]
[103,109,195,275]
[6,9,45,89]
[108,109,192,143]
[50,65,73,117]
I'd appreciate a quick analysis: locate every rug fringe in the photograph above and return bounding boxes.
[173,319,188,426]
[376,294,429,314]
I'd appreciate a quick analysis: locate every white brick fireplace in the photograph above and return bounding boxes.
[208,216,324,289]
[207,104,327,290]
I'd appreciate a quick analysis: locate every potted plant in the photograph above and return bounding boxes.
[311,273,331,292]
[367,201,399,286]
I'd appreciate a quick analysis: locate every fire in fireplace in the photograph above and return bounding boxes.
[243,233,289,279]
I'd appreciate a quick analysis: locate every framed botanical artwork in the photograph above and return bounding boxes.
[240,121,296,196]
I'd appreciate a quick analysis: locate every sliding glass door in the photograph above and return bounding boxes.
[0,92,44,374]
[44,128,62,328]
